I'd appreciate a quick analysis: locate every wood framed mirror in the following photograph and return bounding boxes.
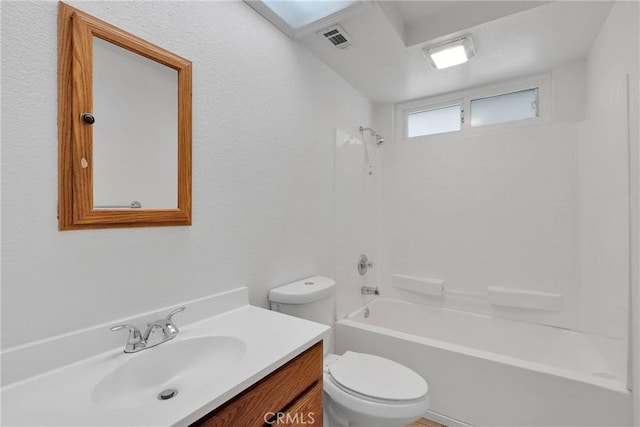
[58,2,192,230]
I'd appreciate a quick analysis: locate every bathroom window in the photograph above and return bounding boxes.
[470,88,538,127]
[396,73,549,142]
[407,105,462,138]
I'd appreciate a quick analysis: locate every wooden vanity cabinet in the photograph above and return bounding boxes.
[191,341,323,427]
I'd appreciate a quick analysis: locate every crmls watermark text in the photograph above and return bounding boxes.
[264,411,316,425]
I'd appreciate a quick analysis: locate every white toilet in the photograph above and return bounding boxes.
[269,276,429,427]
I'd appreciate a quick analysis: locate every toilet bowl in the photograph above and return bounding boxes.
[323,352,429,427]
[269,276,429,427]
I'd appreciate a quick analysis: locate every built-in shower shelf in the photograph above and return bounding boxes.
[488,286,563,311]
[392,274,444,296]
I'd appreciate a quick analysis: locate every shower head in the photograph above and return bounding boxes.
[359,125,385,147]
[359,126,376,136]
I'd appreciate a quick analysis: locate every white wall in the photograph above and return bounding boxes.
[0,1,372,349]
[579,1,640,421]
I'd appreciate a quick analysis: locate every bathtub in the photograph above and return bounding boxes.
[334,298,632,427]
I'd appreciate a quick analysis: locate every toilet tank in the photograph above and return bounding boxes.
[269,276,336,326]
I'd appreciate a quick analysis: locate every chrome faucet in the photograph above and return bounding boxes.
[361,286,380,295]
[111,307,185,353]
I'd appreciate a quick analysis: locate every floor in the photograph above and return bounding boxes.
[408,418,446,427]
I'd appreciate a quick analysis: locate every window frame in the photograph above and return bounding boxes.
[395,73,551,143]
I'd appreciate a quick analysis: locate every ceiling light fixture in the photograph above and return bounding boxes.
[423,35,476,70]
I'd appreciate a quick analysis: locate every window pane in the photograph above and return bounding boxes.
[407,105,461,137]
[471,88,538,127]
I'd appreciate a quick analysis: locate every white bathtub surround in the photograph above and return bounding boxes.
[631,71,640,427]
[336,298,632,426]
[578,0,639,356]
[487,286,563,311]
[1,288,328,426]
[334,128,379,320]
[375,58,631,370]
[378,71,583,333]
[578,2,640,421]
[392,274,444,297]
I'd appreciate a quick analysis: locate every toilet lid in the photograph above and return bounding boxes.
[328,351,428,402]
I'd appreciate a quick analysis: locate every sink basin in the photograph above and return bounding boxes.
[92,336,246,409]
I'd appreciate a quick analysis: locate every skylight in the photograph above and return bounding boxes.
[245,0,364,39]
[262,1,358,29]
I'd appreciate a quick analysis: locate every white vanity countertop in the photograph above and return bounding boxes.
[1,305,329,426]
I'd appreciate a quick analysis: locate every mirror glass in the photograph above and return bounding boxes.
[92,37,178,209]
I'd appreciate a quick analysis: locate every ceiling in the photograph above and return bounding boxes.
[297,1,614,103]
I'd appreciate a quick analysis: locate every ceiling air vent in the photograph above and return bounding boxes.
[320,24,351,49]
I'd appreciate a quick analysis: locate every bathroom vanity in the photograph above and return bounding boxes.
[193,342,322,426]
[0,288,328,426]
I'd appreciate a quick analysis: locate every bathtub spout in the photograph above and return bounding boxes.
[361,286,380,295]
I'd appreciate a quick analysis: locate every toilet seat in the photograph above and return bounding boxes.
[323,360,430,427]
[327,352,428,403]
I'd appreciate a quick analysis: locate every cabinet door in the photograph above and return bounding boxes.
[273,381,323,426]
[192,341,322,427]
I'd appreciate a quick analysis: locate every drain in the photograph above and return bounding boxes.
[157,389,178,400]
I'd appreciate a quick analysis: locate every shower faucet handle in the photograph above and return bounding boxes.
[358,254,373,275]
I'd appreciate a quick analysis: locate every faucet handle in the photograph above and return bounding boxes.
[110,324,142,335]
[110,324,144,353]
[163,307,185,336]
[165,306,185,323]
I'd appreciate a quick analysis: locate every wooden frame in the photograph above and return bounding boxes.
[58,2,192,230]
